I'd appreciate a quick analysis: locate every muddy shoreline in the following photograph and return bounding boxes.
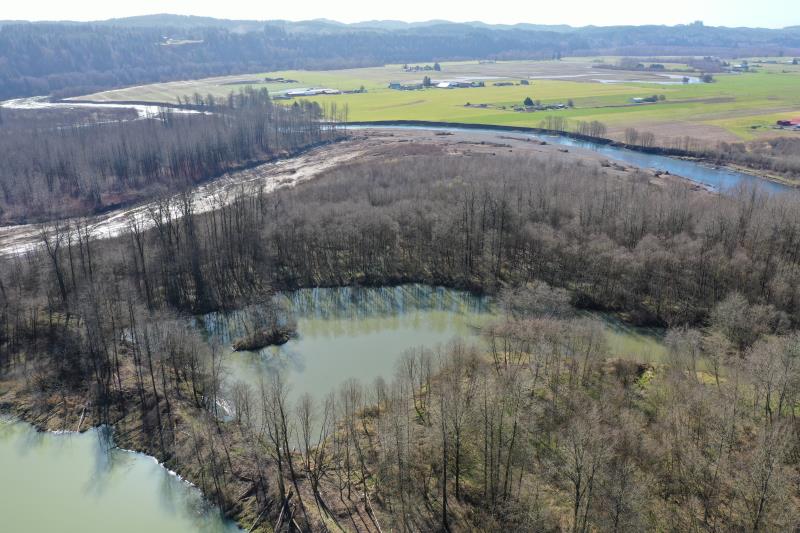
[0,137,360,256]
[0,138,343,228]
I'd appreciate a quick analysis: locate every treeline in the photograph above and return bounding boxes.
[6,148,800,397]
[17,149,800,325]
[2,20,800,99]
[257,155,800,328]
[542,117,800,179]
[0,88,342,223]
[707,137,800,179]
[621,127,800,179]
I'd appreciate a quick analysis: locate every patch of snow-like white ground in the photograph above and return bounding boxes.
[0,142,362,257]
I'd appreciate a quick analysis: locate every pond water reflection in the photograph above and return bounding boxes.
[0,418,240,533]
[201,285,666,406]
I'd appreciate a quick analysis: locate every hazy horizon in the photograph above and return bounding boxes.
[3,15,799,31]
[2,0,798,29]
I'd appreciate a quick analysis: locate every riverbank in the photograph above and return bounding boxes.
[0,136,360,256]
[348,120,799,189]
[1,121,787,259]
[0,137,344,228]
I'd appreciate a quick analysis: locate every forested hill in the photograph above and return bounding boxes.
[1,18,800,99]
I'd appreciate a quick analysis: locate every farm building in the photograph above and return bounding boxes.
[388,82,423,90]
[285,87,341,97]
[436,81,483,89]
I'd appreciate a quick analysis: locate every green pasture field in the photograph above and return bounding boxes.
[78,58,800,143]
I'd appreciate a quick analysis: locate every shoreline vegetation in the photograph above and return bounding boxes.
[232,325,295,351]
[1,125,799,531]
[347,119,800,188]
[2,282,799,531]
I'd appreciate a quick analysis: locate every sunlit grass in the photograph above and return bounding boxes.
[81,59,800,141]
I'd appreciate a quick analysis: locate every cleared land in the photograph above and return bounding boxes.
[78,58,800,144]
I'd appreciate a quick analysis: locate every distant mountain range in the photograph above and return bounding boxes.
[2,14,796,32]
[1,15,799,100]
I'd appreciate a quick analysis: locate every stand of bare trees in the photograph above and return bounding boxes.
[0,142,798,531]
[247,282,797,532]
[627,132,800,180]
[575,120,607,138]
[0,88,342,223]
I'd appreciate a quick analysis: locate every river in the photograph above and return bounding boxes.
[0,96,199,120]
[353,124,791,194]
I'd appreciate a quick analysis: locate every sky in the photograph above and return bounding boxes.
[2,0,798,29]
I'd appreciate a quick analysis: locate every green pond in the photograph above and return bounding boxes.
[0,417,240,532]
[202,285,494,405]
[0,285,665,533]
[201,285,666,406]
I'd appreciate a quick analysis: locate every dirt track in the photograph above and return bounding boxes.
[0,128,699,256]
